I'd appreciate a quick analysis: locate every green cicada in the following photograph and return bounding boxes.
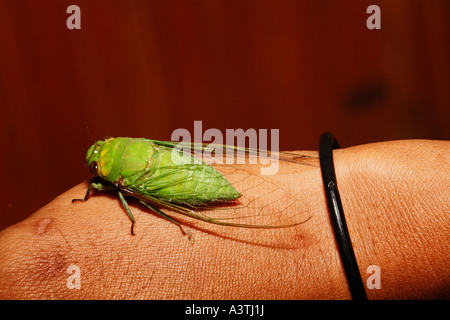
[73,137,315,235]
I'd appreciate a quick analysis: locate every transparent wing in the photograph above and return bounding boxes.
[129,140,318,228]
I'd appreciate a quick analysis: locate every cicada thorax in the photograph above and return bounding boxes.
[94,137,150,183]
[96,137,241,205]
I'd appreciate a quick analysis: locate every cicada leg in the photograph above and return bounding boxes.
[117,191,136,235]
[138,200,192,240]
[72,177,117,202]
[72,182,93,203]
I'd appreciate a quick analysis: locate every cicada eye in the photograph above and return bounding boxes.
[89,161,99,175]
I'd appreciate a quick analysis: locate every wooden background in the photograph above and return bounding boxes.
[0,0,449,231]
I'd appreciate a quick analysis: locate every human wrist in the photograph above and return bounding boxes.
[331,140,449,298]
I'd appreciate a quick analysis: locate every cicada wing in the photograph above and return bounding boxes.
[194,160,314,228]
[148,139,318,166]
[186,145,317,227]
[122,183,311,229]
[121,160,316,229]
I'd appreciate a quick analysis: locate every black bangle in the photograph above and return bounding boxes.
[319,132,368,300]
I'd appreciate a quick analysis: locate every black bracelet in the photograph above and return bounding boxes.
[319,132,368,300]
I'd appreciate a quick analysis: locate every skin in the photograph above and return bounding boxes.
[0,139,448,299]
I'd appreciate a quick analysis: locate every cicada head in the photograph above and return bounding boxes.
[85,137,125,181]
[85,140,105,176]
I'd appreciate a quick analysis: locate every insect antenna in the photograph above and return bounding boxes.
[85,125,96,143]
